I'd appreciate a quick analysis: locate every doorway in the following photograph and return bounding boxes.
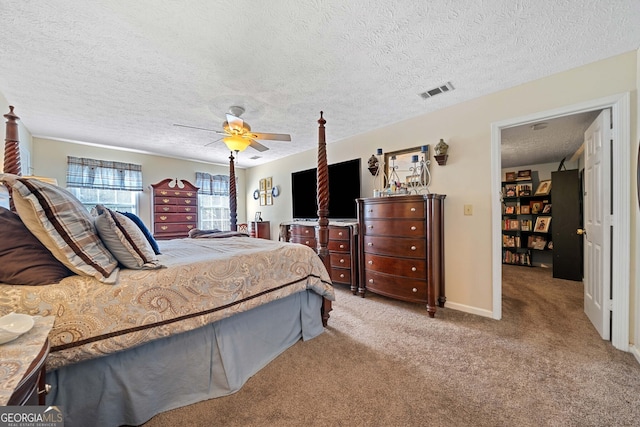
[491,93,631,351]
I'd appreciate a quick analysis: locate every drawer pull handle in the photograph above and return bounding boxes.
[305,229,310,234]
[411,246,417,251]
[368,225,373,229]
[340,259,345,263]
[412,288,418,293]
[340,273,345,278]
[186,216,193,220]
[160,216,167,221]
[339,244,345,249]
[160,191,168,195]
[367,242,373,246]
[185,207,192,212]
[368,260,373,265]
[162,199,170,203]
[411,226,417,231]
[162,207,170,211]
[39,384,52,395]
[369,279,374,284]
[305,240,310,245]
[338,231,343,236]
[412,266,417,272]
[368,209,373,213]
[161,226,168,230]
[185,200,191,204]
[410,207,416,212]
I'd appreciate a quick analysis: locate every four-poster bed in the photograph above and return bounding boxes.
[0,106,334,426]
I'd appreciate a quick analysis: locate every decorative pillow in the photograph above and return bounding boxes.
[95,205,163,270]
[0,207,74,285]
[0,174,119,284]
[118,211,161,254]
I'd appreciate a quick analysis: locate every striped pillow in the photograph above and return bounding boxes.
[0,174,119,284]
[94,205,163,270]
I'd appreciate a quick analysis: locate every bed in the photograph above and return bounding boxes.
[0,107,335,426]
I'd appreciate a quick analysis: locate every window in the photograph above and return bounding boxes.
[196,172,230,230]
[66,156,143,214]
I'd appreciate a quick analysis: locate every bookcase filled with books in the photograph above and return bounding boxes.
[502,169,552,267]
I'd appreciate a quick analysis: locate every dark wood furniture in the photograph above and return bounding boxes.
[286,222,358,294]
[151,178,199,240]
[7,339,50,406]
[251,221,271,239]
[552,169,582,281]
[357,194,445,317]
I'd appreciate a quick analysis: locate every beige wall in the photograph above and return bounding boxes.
[247,50,638,320]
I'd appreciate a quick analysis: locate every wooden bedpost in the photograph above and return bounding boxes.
[229,151,238,231]
[316,111,332,326]
[3,106,21,176]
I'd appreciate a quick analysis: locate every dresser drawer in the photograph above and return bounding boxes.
[361,201,424,219]
[362,219,424,237]
[330,252,351,268]
[290,235,316,248]
[154,213,197,223]
[328,239,350,252]
[155,188,197,198]
[155,222,196,235]
[290,225,315,237]
[363,270,427,303]
[329,227,350,240]
[330,267,351,285]
[363,235,425,257]
[363,253,425,278]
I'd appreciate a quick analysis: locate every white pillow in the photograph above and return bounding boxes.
[94,205,163,270]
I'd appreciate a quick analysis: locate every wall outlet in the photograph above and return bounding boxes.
[464,204,473,216]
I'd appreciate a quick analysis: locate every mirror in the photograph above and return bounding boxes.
[384,146,429,188]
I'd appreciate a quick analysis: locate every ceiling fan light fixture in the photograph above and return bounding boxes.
[223,135,250,152]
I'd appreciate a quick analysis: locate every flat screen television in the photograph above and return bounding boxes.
[291,158,361,221]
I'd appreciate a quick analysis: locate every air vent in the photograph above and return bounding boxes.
[419,82,455,99]
[249,155,261,160]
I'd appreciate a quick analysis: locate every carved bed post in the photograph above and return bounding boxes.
[4,106,21,176]
[316,111,332,325]
[229,151,238,231]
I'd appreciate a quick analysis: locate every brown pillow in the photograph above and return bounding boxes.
[0,207,73,285]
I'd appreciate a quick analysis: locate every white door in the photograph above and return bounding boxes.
[583,109,611,339]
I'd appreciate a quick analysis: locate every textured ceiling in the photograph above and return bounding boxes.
[0,1,638,168]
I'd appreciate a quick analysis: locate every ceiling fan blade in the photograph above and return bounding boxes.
[173,123,220,132]
[204,136,224,147]
[250,132,291,141]
[226,114,244,132]
[249,139,269,152]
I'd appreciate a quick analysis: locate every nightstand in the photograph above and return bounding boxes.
[7,339,50,405]
[1,315,54,406]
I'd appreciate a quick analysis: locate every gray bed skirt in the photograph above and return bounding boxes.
[46,290,324,427]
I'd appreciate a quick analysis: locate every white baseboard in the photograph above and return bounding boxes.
[630,344,640,365]
[444,301,493,318]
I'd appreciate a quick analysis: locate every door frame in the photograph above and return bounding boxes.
[490,92,631,351]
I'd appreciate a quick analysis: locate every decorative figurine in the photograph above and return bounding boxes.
[434,139,449,156]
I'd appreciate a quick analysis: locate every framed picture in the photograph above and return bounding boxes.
[259,179,266,191]
[534,216,551,233]
[503,184,517,197]
[529,201,543,214]
[520,205,530,214]
[517,184,532,196]
[534,179,552,196]
[528,235,547,250]
[516,170,532,181]
[542,204,552,214]
[265,177,273,190]
[260,192,267,206]
[266,192,273,206]
[521,220,532,231]
[505,171,516,182]
[502,234,516,248]
[504,206,515,214]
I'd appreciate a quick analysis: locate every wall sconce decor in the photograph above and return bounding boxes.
[434,139,449,165]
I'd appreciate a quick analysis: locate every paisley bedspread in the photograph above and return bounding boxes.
[0,237,334,370]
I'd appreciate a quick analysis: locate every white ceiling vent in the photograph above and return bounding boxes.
[419,82,455,99]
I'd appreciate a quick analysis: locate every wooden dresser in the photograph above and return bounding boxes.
[151,179,199,240]
[287,222,358,294]
[357,194,446,317]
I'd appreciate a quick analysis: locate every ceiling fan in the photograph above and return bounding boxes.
[173,106,291,152]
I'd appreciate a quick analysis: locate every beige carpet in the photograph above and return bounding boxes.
[144,265,640,426]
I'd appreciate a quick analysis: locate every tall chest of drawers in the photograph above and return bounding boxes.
[287,222,358,294]
[151,179,199,240]
[357,194,446,317]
